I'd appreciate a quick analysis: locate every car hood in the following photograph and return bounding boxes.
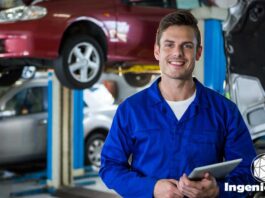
[223,0,265,90]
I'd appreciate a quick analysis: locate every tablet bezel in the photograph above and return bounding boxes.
[188,158,243,180]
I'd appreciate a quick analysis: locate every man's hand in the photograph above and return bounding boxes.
[178,173,219,198]
[154,179,184,198]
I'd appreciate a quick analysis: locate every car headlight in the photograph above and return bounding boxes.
[0,6,47,23]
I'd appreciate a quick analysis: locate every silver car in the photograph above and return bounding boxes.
[0,76,117,168]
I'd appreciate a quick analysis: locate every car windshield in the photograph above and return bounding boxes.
[0,0,34,9]
[0,79,23,98]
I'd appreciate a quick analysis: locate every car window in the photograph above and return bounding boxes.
[4,86,47,115]
[247,107,265,127]
[130,0,177,8]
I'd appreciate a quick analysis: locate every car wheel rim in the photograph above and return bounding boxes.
[68,42,100,83]
[88,139,104,167]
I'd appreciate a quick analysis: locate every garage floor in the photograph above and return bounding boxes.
[0,171,120,198]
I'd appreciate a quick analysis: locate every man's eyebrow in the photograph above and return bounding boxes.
[163,40,194,45]
[183,41,194,45]
[163,40,174,43]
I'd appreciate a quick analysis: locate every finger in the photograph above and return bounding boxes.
[182,174,202,190]
[174,190,183,197]
[167,182,182,195]
[181,188,196,198]
[182,185,201,198]
[172,186,183,195]
[208,174,217,182]
[177,179,184,192]
[202,173,217,186]
[204,172,210,179]
[175,180,181,188]
[181,173,191,185]
[174,181,184,196]
[176,180,187,197]
[204,172,216,181]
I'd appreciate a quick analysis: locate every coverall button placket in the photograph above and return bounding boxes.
[168,125,179,178]
[160,99,183,178]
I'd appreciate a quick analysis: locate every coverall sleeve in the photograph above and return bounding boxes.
[217,105,257,197]
[99,106,157,198]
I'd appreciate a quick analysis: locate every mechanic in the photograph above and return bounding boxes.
[99,10,256,198]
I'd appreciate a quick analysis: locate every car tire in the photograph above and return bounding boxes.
[0,68,23,86]
[85,133,106,168]
[55,35,104,89]
[124,73,152,87]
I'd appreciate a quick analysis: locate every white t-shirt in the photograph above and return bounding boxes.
[166,90,196,120]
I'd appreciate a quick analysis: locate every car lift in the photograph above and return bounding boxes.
[105,64,160,75]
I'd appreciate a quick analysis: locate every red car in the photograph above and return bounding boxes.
[0,0,176,89]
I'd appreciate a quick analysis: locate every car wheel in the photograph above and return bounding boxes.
[0,68,23,86]
[124,73,152,87]
[85,133,106,168]
[55,35,104,89]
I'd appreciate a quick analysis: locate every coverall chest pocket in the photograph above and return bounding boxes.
[132,127,171,154]
[188,130,221,165]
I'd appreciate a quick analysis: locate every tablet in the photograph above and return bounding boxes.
[188,158,242,180]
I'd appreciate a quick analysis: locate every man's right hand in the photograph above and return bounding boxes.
[154,179,184,198]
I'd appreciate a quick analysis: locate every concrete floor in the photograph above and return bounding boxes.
[0,171,119,198]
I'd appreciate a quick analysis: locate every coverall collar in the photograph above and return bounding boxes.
[147,76,210,109]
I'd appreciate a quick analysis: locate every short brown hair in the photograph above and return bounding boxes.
[156,10,201,48]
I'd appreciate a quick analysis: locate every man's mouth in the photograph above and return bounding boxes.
[168,60,186,67]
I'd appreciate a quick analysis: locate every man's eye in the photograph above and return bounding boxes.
[165,43,173,48]
[183,43,193,49]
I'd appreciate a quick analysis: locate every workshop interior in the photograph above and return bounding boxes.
[0,0,265,197]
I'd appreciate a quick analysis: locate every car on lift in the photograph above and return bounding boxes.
[223,0,265,153]
[0,0,176,89]
[0,76,117,168]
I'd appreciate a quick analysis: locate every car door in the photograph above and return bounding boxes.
[115,0,176,64]
[0,85,47,164]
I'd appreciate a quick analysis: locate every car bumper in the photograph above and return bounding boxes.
[0,20,61,61]
[0,33,35,58]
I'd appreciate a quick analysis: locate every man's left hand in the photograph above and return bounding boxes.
[178,173,219,198]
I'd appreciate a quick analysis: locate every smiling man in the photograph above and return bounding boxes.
[100,10,256,198]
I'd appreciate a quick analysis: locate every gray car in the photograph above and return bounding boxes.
[0,76,117,168]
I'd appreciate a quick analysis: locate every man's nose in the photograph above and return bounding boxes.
[173,46,184,57]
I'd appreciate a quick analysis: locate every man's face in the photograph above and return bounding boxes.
[154,25,202,80]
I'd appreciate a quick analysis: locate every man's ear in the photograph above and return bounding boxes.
[154,44,160,61]
[196,46,202,61]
